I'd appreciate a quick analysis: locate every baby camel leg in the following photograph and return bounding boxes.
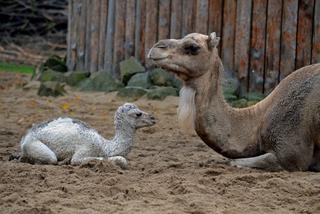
[21,140,57,164]
[230,153,283,171]
[108,156,128,169]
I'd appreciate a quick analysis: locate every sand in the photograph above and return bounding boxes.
[0,72,319,214]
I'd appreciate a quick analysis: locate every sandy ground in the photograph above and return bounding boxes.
[0,72,319,214]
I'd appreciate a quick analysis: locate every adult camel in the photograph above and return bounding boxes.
[148,32,320,171]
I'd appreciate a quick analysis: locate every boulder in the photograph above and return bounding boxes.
[119,57,145,84]
[146,86,178,100]
[222,77,239,96]
[39,69,66,82]
[149,68,182,89]
[246,92,265,102]
[78,71,123,92]
[65,71,90,86]
[117,87,148,100]
[127,73,151,89]
[42,55,68,73]
[38,81,66,97]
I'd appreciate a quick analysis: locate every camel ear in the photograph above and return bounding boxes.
[208,32,220,49]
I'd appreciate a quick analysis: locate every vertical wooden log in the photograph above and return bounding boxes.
[76,0,87,71]
[84,0,92,71]
[221,0,236,73]
[158,0,171,40]
[208,0,223,35]
[182,0,195,36]
[125,0,136,59]
[280,0,298,79]
[145,0,158,65]
[98,0,108,71]
[170,0,182,38]
[113,0,126,77]
[249,0,267,92]
[313,0,320,64]
[89,0,101,73]
[135,0,146,63]
[194,0,209,34]
[104,0,115,73]
[234,0,252,91]
[265,0,282,94]
[296,0,314,69]
[67,0,76,71]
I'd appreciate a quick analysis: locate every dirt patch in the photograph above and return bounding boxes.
[0,72,319,214]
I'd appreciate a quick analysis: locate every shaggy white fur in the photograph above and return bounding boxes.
[177,86,196,132]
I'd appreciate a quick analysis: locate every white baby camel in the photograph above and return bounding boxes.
[19,103,155,168]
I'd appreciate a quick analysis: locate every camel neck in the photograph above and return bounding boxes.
[104,126,135,157]
[190,57,263,158]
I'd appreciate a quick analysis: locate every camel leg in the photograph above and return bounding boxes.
[20,140,57,164]
[108,156,128,169]
[71,150,104,165]
[230,153,283,171]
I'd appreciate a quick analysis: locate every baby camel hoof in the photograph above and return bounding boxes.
[108,156,128,169]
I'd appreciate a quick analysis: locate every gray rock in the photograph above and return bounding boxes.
[38,81,66,97]
[117,87,148,100]
[65,71,90,86]
[127,73,151,89]
[146,86,178,100]
[78,71,123,92]
[246,92,265,101]
[222,77,239,96]
[39,69,66,82]
[149,68,182,89]
[119,57,145,84]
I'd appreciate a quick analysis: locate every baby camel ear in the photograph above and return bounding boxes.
[208,32,220,49]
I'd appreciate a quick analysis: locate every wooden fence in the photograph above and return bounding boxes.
[67,0,320,93]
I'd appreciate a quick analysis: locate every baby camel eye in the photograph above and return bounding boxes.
[183,44,200,55]
[136,113,142,117]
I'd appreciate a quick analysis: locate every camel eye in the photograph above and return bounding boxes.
[183,44,200,55]
[136,113,142,117]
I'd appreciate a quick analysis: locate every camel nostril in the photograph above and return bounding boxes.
[150,116,155,120]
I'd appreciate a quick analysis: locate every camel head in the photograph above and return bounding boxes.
[148,32,220,132]
[115,103,156,130]
[147,32,220,82]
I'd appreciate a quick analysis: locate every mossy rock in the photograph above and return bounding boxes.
[78,72,123,92]
[39,69,66,82]
[146,86,178,100]
[223,93,238,102]
[117,87,148,100]
[127,72,151,89]
[119,57,145,84]
[223,77,239,95]
[65,71,90,86]
[43,55,68,73]
[149,68,182,89]
[38,81,66,97]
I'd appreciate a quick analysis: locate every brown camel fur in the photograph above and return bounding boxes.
[148,32,320,171]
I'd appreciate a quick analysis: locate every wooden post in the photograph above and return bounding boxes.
[221,0,236,73]
[104,0,115,73]
[313,0,320,64]
[249,0,267,92]
[125,0,136,59]
[296,0,314,69]
[208,0,223,35]
[145,0,158,66]
[265,0,282,94]
[98,0,108,71]
[158,0,171,40]
[76,0,87,71]
[89,0,101,73]
[113,0,126,78]
[234,0,252,92]
[134,0,146,63]
[194,0,208,34]
[84,0,92,71]
[170,0,182,39]
[280,0,298,80]
[181,0,195,36]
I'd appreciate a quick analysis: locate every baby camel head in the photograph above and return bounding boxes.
[147,32,220,82]
[115,103,156,129]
